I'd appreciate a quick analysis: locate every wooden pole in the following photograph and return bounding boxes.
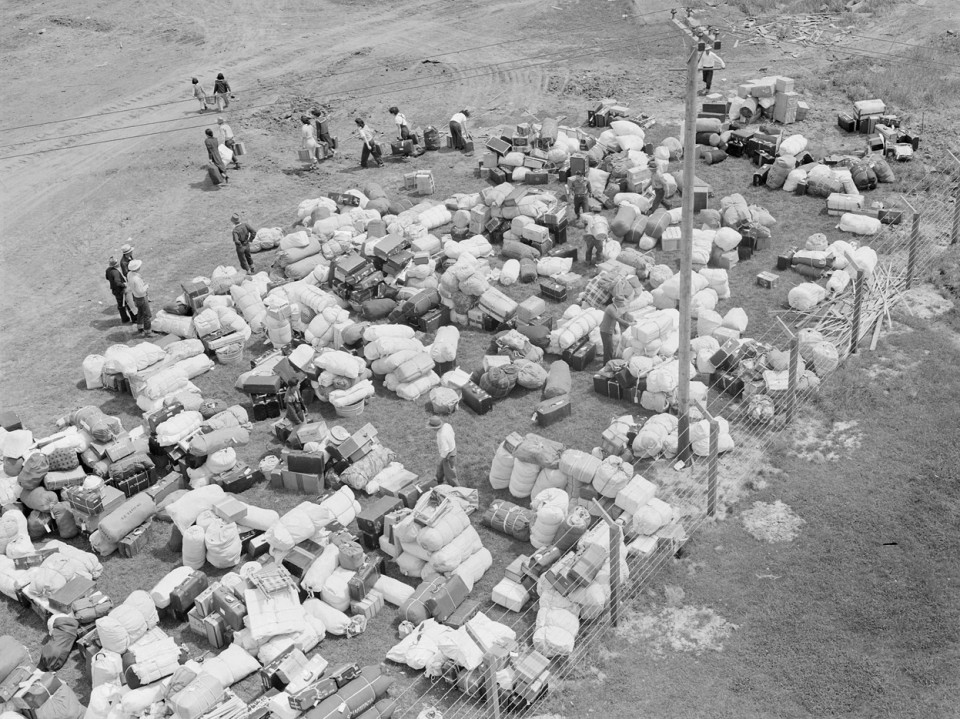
[786,337,800,425]
[675,37,701,465]
[592,499,622,627]
[694,400,718,517]
[483,653,501,718]
[953,185,960,246]
[907,211,920,289]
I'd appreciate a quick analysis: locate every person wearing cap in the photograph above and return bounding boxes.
[449,109,470,151]
[125,259,154,335]
[191,77,210,112]
[119,242,135,276]
[217,117,241,170]
[213,72,231,111]
[429,416,459,487]
[355,118,384,169]
[104,256,135,324]
[230,213,256,273]
[648,159,670,214]
[205,128,228,182]
[301,115,322,166]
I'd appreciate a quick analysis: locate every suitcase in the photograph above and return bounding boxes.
[562,336,596,371]
[207,163,224,185]
[286,451,325,475]
[538,278,568,303]
[535,395,571,427]
[426,575,470,622]
[441,598,482,629]
[169,570,209,618]
[288,677,340,712]
[356,496,404,536]
[260,646,309,691]
[837,112,856,132]
[48,576,95,613]
[399,577,447,624]
[347,560,381,602]
[461,380,494,415]
[417,307,445,333]
[397,477,439,509]
[145,402,184,435]
[243,375,284,395]
[232,141,246,156]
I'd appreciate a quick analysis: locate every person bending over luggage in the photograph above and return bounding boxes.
[355,118,384,168]
[125,259,155,336]
[430,416,460,487]
[581,213,605,267]
[105,256,134,324]
[568,170,590,219]
[648,159,669,213]
[300,115,324,166]
[230,213,256,273]
[204,128,228,182]
[284,377,307,426]
[310,109,336,152]
[600,296,633,365]
[449,109,470,151]
[217,117,241,170]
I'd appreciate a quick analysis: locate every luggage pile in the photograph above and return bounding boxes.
[363,324,440,401]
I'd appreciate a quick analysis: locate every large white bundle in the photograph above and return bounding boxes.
[499,259,520,286]
[298,197,337,219]
[320,567,354,612]
[788,283,827,311]
[205,520,242,568]
[714,227,742,252]
[615,475,657,514]
[182,526,207,569]
[230,282,267,331]
[363,336,423,360]
[592,456,633,499]
[538,256,573,277]
[530,467,567,501]
[427,526,483,574]
[852,246,879,276]
[698,268,730,300]
[722,307,749,333]
[452,547,493,592]
[691,288,719,317]
[329,379,375,408]
[660,272,709,302]
[150,566,195,608]
[530,489,569,549]
[280,231,310,250]
[429,326,460,363]
[303,598,351,636]
[175,354,215,380]
[314,350,365,379]
[779,134,807,157]
[419,205,453,230]
[301,543,339,593]
[166,485,226,534]
[508,459,540,498]
[488,441,515,490]
[396,371,441,401]
[838,213,881,236]
[632,413,678,459]
[156,410,203,447]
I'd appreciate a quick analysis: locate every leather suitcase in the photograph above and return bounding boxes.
[417,307,445,334]
[287,451,325,475]
[145,402,184,434]
[217,464,256,493]
[244,375,283,395]
[169,570,209,618]
[288,677,340,712]
[397,477,439,508]
[356,496,404,536]
[564,336,596,371]
[538,278,568,303]
[399,577,446,624]
[347,560,381,602]
[461,380,493,415]
[442,598,482,628]
[48,576,95,613]
[535,395,571,427]
[426,574,470,622]
[212,586,248,631]
[260,646,309,691]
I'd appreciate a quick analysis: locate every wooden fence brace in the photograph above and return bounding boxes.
[953,185,960,246]
[483,652,501,719]
[592,499,623,627]
[844,251,865,355]
[898,195,919,288]
[776,318,800,425]
[694,400,719,517]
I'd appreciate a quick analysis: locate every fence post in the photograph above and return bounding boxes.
[776,318,799,425]
[953,185,960,246]
[907,211,920,289]
[694,400,719,517]
[483,653,501,719]
[844,252,865,355]
[592,500,622,627]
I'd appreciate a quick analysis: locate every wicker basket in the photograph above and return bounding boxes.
[215,343,244,365]
[334,399,365,417]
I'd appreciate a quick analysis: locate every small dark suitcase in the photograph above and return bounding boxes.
[169,570,209,619]
[442,598,482,629]
[535,395,571,427]
[286,452,325,475]
[417,308,445,334]
[549,244,577,260]
[218,464,257,493]
[837,112,856,132]
[207,163,224,186]
[461,380,494,415]
[397,477,439,509]
[356,496,404,537]
[539,278,568,303]
[426,574,470,622]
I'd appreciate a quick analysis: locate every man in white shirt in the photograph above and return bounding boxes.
[429,416,459,487]
[354,118,384,168]
[448,109,470,151]
[217,117,241,170]
[125,259,154,335]
[697,48,725,94]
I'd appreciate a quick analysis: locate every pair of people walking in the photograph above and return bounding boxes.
[192,73,232,112]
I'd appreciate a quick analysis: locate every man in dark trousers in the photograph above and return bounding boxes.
[125,259,154,336]
[230,213,256,273]
[599,296,633,364]
[105,256,135,323]
[567,170,590,219]
[697,48,725,94]
[204,128,228,183]
[429,415,459,487]
[648,159,670,213]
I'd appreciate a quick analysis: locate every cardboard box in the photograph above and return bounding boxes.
[212,496,248,523]
[756,271,779,289]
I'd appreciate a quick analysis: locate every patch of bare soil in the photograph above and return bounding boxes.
[546,70,632,100]
[902,283,956,318]
[790,417,863,462]
[741,500,806,543]
[617,603,739,655]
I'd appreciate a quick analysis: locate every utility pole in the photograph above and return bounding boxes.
[670,9,721,462]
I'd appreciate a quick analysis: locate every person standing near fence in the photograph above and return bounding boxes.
[191,78,210,112]
[429,416,460,487]
[230,213,256,273]
[448,109,470,151]
[217,117,241,170]
[697,48,725,94]
[125,259,154,336]
[213,72,232,111]
[205,128,228,183]
[355,118,384,168]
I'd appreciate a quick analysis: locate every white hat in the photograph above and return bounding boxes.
[2,429,33,459]
[128,259,143,271]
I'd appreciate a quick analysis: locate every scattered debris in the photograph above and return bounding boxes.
[618,605,738,655]
[742,500,805,543]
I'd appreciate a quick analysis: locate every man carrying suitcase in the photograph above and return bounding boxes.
[429,416,460,487]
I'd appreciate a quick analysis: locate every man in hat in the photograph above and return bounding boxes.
[217,117,241,170]
[429,416,459,487]
[205,128,228,182]
[119,242,135,276]
[648,159,670,214]
[125,259,154,335]
[104,256,135,323]
[230,213,256,273]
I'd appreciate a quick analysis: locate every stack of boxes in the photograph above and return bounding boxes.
[403,169,435,195]
[372,233,412,279]
[330,252,381,305]
[269,449,324,494]
[515,296,551,334]
[186,580,248,649]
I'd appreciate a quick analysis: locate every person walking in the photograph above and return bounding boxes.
[568,170,590,219]
[105,257,135,323]
[429,416,460,487]
[697,48,725,94]
[213,73,231,111]
[119,242,135,276]
[301,115,322,166]
[448,109,470,151]
[217,117,241,170]
[648,159,670,213]
[191,78,210,112]
[126,259,154,335]
[230,213,256,273]
[355,118,384,168]
[205,128,228,183]
[599,296,632,364]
